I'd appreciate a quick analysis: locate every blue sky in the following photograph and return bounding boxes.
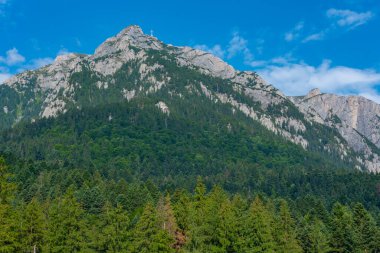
[1,0,380,101]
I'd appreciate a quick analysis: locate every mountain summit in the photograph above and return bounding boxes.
[1,25,380,172]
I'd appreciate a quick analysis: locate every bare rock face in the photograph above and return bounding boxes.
[94,25,163,57]
[175,47,236,79]
[305,88,321,99]
[292,90,380,172]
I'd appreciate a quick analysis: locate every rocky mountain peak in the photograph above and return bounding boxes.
[116,25,144,38]
[94,25,162,57]
[305,88,321,99]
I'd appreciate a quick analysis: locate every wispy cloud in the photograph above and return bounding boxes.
[29,57,54,68]
[226,32,264,67]
[57,48,70,56]
[297,8,374,43]
[0,64,10,83]
[0,73,11,82]
[258,60,380,103]
[302,31,326,43]
[227,32,251,60]
[194,32,261,65]
[0,48,25,66]
[285,22,304,42]
[17,57,54,72]
[0,47,56,84]
[327,8,374,29]
[194,44,225,59]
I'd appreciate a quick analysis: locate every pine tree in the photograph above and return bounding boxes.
[0,157,19,252]
[173,189,191,232]
[273,200,302,253]
[157,194,178,238]
[240,196,276,253]
[99,202,131,252]
[352,203,378,252]
[131,202,174,253]
[44,187,87,252]
[231,194,249,252]
[172,190,190,249]
[299,214,331,253]
[186,177,209,251]
[187,185,229,252]
[214,197,237,253]
[329,202,354,253]
[194,176,206,203]
[0,158,15,205]
[19,198,46,253]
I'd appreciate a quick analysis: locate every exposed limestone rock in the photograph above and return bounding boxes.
[305,88,321,99]
[94,25,163,58]
[212,90,308,148]
[123,89,136,101]
[41,99,66,118]
[176,47,236,79]
[156,101,170,115]
[293,89,380,172]
[294,91,380,148]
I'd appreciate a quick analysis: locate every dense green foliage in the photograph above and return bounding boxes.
[1,97,380,208]
[1,98,380,252]
[1,162,380,252]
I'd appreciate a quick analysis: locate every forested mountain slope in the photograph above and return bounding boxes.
[1,25,380,171]
[1,25,380,252]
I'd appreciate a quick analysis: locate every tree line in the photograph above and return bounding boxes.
[1,158,380,252]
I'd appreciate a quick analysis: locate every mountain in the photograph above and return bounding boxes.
[292,88,380,172]
[1,25,380,172]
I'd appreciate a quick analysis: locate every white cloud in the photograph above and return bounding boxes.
[302,31,326,43]
[18,57,54,72]
[0,47,57,84]
[30,57,54,68]
[57,48,70,56]
[258,60,380,103]
[299,8,373,43]
[0,72,11,83]
[227,32,251,59]
[249,60,268,67]
[271,56,294,65]
[226,32,262,67]
[0,48,25,66]
[0,66,10,83]
[358,92,380,104]
[285,22,304,42]
[194,44,225,59]
[195,32,260,65]
[327,8,374,29]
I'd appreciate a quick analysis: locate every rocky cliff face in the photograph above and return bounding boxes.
[292,89,380,172]
[0,25,379,172]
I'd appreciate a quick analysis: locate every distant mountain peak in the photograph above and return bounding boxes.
[117,25,144,38]
[94,25,162,57]
[305,88,321,99]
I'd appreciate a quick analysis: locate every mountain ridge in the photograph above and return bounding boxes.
[1,25,380,172]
